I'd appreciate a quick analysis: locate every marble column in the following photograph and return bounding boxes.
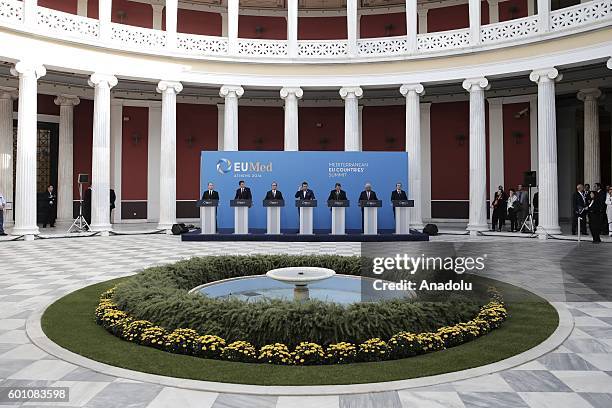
[577,88,601,187]
[400,83,425,229]
[77,0,88,17]
[487,0,500,23]
[99,0,112,40]
[287,0,298,58]
[468,0,481,44]
[538,0,550,32]
[0,87,16,227]
[10,62,46,239]
[227,0,239,54]
[406,0,418,53]
[417,9,428,34]
[23,0,37,26]
[280,87,303,151]
[340,87,363,151]
[530,68,562,237]
[165,0,178,49]
[217,103,224,151]
[54,95,80,222]
[462,77,489,235]
[156,81,182,231]
[347,0,358,57]
[88,73,117,235]
[219,85,243,151]
[152,4,164,30]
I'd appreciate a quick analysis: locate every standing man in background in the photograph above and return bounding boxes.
[42,185,57,228]
[0,191,6,236]
[516,184,528,231]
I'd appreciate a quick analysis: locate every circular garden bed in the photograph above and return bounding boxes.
[42,255,559,385]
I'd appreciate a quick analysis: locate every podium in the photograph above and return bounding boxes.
[263,199,284,234]
[392,200,414,234]
[230,199,252,234]
[328,200,349,235]
[197,199,218,234]
[359,200,382,235]
[296,199,317,235]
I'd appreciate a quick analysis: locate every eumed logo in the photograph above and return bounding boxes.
[216,158,232,174]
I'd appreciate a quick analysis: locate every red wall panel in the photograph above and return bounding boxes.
[360,12,407,38]
[88,0,152,28]
[73,99,93,198]
[121,106,148,200]
[362,105,405,151]
[502,102,531,190]
[298,107,344,151]
[38,0,77,14]
[499,0,528,21]
[239,15,287,40]
[177,9,222,36]
[428,2,489,32]
[38,94,60,116]
[298,17,347,40]
[238,106,284,150]
[430,101,470,200]
[176,103,218,200]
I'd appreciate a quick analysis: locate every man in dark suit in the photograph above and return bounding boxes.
[327,183,347,201]
[234,180,252,200]
[516,184,528,231]
[201,182,219,200]
[294,181,315,200]
[359,183,378,231]
[572,184,588,235]
[391,182,408,201]
[110,188,116,223]
[265,182,283,200]
[594,183,608,236]
[42,185,57,228]
[391,182,408,218]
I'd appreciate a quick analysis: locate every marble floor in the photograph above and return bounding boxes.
[0,234,611,407]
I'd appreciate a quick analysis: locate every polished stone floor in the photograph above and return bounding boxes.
[0,234,611,408]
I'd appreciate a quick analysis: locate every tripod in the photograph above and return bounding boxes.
[520,185,535,233]
[68,182,90,233]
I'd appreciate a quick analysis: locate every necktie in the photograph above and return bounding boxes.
[273,191,275,198]
[367,192,370,200]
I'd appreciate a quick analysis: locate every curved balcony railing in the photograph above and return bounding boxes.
[0,0,610,63]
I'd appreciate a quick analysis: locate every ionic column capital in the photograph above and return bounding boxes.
[529,68,562,84]
[339,86,363,99]
[280,87,303,99]
[88,73,118,88]
[54,94,81,107]
[400,83,425,97]
[577,88,602,101]
[417,8,429,16]
[0,86,17,100]
[157,80,183,94]
[10,61,46,79]
[220,85,244,98]
[462,77,489,92]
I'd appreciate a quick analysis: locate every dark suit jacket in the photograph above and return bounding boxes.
[110,189,116,210]
[201,190,219,200]
[359,190,378,201]
[295,189,315,200]
[265,190,283,200]
[391,190,408,201]
[235,187,252,200]
[573,191,587,214]
[327,189,347,201]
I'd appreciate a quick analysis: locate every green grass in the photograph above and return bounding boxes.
[41,277,558,386]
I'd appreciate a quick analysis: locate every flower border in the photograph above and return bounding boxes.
[95,287,508,366]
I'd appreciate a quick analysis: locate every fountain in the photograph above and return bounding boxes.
[192,267,412,304]
[266,267,336,301]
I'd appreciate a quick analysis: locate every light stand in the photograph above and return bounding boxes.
[520,185,536,233]
[68,181,90,233]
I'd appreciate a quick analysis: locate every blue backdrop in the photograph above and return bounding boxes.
[200,151,409,231]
